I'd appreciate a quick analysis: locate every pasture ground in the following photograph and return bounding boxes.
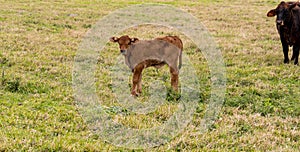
[0,0,299,151]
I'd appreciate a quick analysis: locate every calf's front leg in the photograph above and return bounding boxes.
[131,64,144,96]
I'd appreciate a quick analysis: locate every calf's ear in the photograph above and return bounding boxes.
[110,37,119,42]
[267,9,276,17]
[130,38,139,43]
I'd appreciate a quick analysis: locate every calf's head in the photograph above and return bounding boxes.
[110,35,139,55]
[267,1,294,26]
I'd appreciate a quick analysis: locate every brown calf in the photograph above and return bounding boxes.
[110,35,183,96]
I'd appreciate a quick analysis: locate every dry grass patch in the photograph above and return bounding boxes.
[0,0,299,151]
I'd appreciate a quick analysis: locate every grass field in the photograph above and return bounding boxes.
[0,0,299,151]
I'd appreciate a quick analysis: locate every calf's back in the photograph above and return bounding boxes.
[124,40,181,70]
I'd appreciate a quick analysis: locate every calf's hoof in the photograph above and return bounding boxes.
[131,91,140,97]
[137,89,142,94]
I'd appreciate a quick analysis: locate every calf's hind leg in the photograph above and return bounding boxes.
[169,66,179,92]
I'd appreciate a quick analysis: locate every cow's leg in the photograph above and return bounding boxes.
[292,45,300,65]
[281,38,289,63]
[131,64,144,96]
[169,66,179,92]
[291,50,296,61]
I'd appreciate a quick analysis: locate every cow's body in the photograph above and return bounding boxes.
[267,1,300,65]
[110,35,182,96]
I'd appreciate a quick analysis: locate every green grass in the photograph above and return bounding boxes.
[0,0,299,151]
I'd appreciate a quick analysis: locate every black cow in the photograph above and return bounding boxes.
[267,1,300,65]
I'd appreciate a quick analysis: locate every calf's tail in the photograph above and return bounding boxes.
[178,50,182,69]
[178,37,183,69]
